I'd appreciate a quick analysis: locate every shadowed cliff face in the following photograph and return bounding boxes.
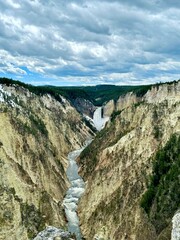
[78,81,180,240]
[0,84,93,240]
[73,98,96,118]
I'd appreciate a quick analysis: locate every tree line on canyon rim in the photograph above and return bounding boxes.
[1,77,175,106]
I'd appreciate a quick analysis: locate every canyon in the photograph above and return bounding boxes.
[0,79,179,240]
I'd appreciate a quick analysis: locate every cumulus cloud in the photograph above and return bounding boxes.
[0,0,179,85]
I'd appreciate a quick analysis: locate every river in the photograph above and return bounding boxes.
[63,140,91,240]
[34,107,108,240]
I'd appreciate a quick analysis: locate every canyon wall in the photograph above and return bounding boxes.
[78,81,180,240]
[0,84,92,240]
[103,81,180,117]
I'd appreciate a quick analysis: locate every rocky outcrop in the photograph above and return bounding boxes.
[0,84,92,240]
[33,226,73,240]
[73,98,96,118]
[144,81,180,104]
[78,81,180,240]
[171,211,180,240]
[103,100,115,117]
[116,92,140,111]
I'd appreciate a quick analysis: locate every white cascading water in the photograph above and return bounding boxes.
[93,107,109,131]
[171,211,180,240]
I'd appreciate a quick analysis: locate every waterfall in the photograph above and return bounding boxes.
[93,107,109,131]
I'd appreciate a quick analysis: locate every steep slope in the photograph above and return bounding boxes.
[0,83,92,240]
[78,81,180,240]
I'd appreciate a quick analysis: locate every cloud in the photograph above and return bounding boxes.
[0,0,179,85]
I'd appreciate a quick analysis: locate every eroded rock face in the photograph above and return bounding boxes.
[0,84,92,240]
[78,81,180,240]
[73,98,96,118]
[103,100,115,117]
[145,81,180,104]
[116,92,140,111]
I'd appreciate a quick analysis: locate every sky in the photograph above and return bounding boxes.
[0,0,180,86]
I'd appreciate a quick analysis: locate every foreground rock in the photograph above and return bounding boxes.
[171,211,180,240]
[33,226,73,240]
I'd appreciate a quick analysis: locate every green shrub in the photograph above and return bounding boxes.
[153,125,162,140]
[133,101,145,108]
[140,186,156,214]
[20,202,45,239]
[111,110,122,122]
[29,114,48,136]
